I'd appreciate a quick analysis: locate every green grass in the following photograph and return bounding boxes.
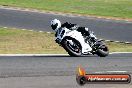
[0,27,131,54]
[0,0,132,18]
[0,27,66,54]
[106,42,132,52]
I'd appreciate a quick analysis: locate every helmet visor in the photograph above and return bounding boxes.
[51,23,58,30]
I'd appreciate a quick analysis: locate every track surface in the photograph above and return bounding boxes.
[0,53,132,88]
[0,8,132,42]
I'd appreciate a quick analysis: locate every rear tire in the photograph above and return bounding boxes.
[62,38,82,57]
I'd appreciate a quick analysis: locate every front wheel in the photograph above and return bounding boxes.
[96,45,109,57]
[61,38,82,57]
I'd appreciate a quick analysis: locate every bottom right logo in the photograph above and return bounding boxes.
[76,67,131,86]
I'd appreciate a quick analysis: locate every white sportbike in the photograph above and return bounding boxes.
[55,27,109,57]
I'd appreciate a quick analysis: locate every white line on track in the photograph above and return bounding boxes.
[0,54,69,56]
[0,52,131,56]
[110,52,132,54]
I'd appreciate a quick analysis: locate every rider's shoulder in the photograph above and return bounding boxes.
[61,22,77,28]
[61,22,69,27]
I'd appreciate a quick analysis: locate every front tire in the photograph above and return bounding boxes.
[62,38,82,57]
[96,45,109,57]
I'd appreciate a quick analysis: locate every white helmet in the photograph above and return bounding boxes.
[51,19,61,32]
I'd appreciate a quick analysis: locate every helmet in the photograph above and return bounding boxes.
[51,19,61,31]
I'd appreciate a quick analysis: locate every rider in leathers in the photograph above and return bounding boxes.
[51,19,97,43]
[51,19,98,53]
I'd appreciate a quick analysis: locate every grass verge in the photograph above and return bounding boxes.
[0,0,132,19]
[0,27,66,54]
[0,27,131,54]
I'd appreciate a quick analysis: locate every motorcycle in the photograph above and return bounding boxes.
[54,27,109,57]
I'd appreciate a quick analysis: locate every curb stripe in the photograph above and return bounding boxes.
[0,6,132,23]
[0,26,132,44]
[101,39,132,44]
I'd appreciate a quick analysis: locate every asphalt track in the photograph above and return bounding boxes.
[0,53,132,88]
[0,8,132,42]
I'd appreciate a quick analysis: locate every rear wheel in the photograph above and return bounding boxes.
[62,38,82,57]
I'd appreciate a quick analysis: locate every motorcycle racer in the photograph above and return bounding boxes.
[50,19,109,57]
[50,19,97,43]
